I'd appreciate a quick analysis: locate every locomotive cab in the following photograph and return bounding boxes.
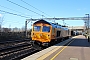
[31,20,52,47]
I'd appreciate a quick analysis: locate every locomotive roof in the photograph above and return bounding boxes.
[34,19,68,30]
[34,19,51,25]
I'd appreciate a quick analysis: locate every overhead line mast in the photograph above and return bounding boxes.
[26,17,90,21]
[43,17,90,20]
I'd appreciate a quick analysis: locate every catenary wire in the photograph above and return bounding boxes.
[20,0,51,17]
[7,0,46,18]
[0,4,32,17]
[0,9,30,18]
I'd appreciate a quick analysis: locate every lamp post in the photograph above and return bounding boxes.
[84,21,86,31]
[85,14,90,42]
[85,14,89,30]
[62,20,65,26]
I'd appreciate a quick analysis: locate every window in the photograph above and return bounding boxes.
[42,26,50,32]
[34,26,41,31]
[56,31,61,37]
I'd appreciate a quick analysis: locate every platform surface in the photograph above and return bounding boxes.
[44,35,90,60]
[22,35,90,60]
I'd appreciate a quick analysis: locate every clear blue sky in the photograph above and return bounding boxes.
[0,0,90,28]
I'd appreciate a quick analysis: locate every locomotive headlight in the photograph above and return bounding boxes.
[48,35,50,38]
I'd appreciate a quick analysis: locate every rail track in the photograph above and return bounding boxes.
[0,39,39,60]
[0,39,30,50]
[0,38,69,60]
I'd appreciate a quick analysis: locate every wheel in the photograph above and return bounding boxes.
[61,38,63,42]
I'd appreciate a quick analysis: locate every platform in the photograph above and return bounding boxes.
[22,35,90,60]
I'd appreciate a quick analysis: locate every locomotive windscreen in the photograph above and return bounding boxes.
[42,26,50,32]
[34,26,41,31]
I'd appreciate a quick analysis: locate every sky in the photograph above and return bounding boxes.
[0,0,90,29]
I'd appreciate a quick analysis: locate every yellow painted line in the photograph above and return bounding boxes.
[50,39,75,60]
[36,46,62,60]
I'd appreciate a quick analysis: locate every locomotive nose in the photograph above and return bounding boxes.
[33,33,50,39]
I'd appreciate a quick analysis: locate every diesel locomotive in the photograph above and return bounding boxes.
[31,19,71,47]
